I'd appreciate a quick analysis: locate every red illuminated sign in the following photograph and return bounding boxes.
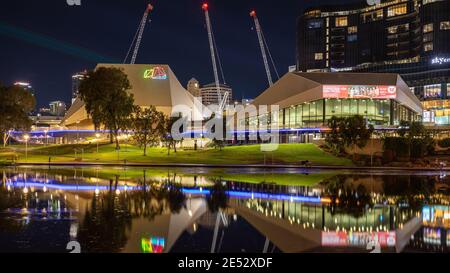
[323,85,397,99]
[321,231,396,247]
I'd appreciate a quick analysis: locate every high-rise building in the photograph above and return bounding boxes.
[200,83,233,106]
[71,71,87,104]
[187,78,201,97]
[14,81,34,96]
[297,0,450,98]
[297,0,450,125]
[49,101,67,116]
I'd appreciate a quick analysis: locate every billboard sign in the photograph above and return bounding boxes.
[323,85,397,99]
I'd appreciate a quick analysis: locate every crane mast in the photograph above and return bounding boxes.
[202,3,228,112]
[250,10,273,86]
[125,4,154,64]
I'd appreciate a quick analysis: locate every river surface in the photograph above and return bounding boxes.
[0,166,449,253]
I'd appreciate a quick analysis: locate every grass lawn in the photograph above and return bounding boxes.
[0,143,352,166]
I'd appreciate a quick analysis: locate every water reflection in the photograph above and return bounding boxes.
[1,167,449,253]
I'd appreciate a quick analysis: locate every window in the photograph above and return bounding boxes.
[348,26,357,34]
[441,21,450,30]
[424,42,434,52]
[335,17,348,27]
[423,32,433,43]
[388,23,409,34]
[424,84,441,98]
[447,83,450,97]
[387,3,407,17]
[307,19,323,29]
[424,23,434,33]
[361,9,383,23]
[314,53,323,60]
[347,34,357,42]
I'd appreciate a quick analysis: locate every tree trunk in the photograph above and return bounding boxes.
[144,144,147,156]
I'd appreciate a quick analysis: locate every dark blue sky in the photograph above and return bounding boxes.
[0,0,360,108]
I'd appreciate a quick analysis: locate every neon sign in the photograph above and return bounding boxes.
[432,57,450,65]
[141,237,165,253]
[323,85,397,99]
[143,66,167,80]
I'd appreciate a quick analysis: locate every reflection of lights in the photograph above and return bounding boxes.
[188,210,193,217]
[193,223,197,232]
[95,188,100,195]
[23,187,28,194]
[115,189,121,195]
[43,186,47,192]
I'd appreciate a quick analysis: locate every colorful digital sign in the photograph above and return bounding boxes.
[321,231,396,247]
[141,237,165,253]
[323,85,397,99]
[143,66,167,80]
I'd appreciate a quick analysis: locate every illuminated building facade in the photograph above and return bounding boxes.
[250,72,422,142]
[71,71,87,104]
[187,78,201,97]
[297,0,450,123]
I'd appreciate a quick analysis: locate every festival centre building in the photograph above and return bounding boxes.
[250,72,423,143]
[63,64,204,130]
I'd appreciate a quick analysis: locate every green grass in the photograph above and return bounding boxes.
[0,143,352,166]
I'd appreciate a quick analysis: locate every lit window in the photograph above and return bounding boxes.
[424,84,441,98]
[424,23,434,33]
[314,53,323,60]
[424,42,434,52]
[307,19,323,29]
[335,17,348,27]
[441,21,450,30]
[447,83,450,97]
[348,26,357,34]
[347,34,357,42]
[388,23,409,34]
[387,3,407,17]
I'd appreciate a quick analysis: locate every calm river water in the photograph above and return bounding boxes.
[0,166,449,253]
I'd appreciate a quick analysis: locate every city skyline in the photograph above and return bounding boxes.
[0,0,360,108]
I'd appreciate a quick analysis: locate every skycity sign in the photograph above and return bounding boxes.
[431,57,450,65]
[323,85,397,99]
[143,66,168,80]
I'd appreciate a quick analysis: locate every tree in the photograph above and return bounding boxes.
[161,116,183,155]
[78,67,135,150]
[0,84,35,147]
[131,106,165,156]
[325,115,374,155]
[211,138,224,151]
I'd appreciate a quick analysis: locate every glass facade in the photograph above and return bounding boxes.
[276,98,419,129]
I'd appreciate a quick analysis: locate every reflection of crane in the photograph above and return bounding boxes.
[124,4,154,64]
[250,10,279,87]
[202,3,228,113]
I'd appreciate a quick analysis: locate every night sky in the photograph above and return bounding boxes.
[0,0,360,108]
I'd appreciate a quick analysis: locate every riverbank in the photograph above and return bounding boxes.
[0,143,353,167]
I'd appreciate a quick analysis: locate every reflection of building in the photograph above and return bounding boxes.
[63,64,203,130]
[250,72,422,142]
[201,83,233,106]
[71,71,87,104]
[49,101,67,116]
[297,0,450,107]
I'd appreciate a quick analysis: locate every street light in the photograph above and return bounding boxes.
[24,134,30,161]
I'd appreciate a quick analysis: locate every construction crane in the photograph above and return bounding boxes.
[250,10,279,87]
[124,4,154,64]
[202,3,228,113]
